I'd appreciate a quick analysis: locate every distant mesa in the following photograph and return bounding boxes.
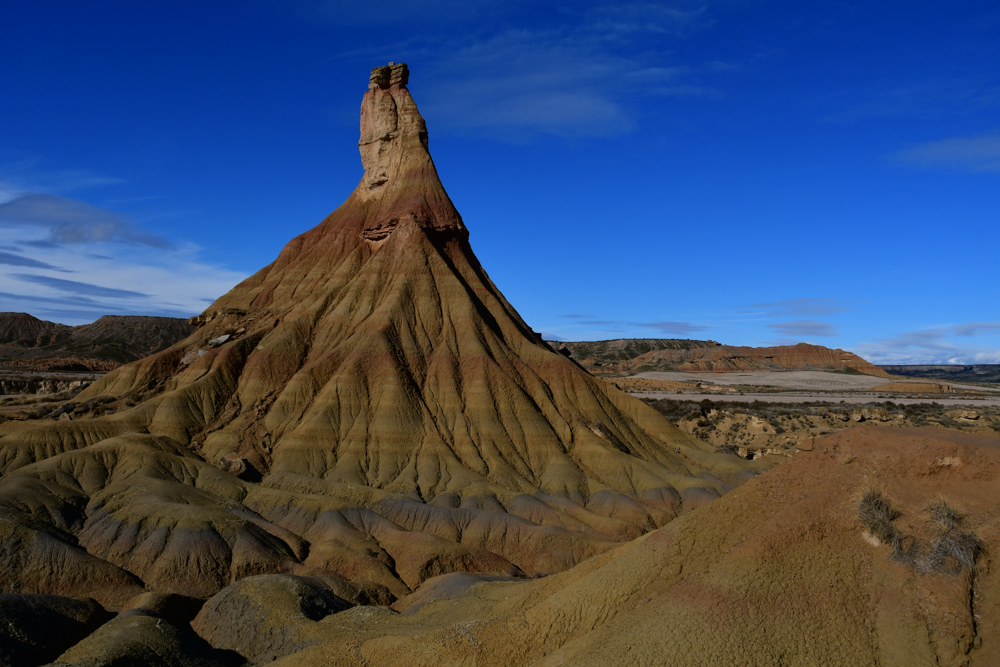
[552,338,888,377]
[0,63,759,612]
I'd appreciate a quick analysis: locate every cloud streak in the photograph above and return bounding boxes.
[0,250,70,272]
[12,274,149,299]
[854,322,1000,364]
[313,2,723,139]
[0,169,246,324]
[554,314,710,337]
[0,194,173,249]
[895,133,1000,173]
[750,298,847,316]
[953,322,1000,336]
[766,320,838,337]
[635,320,710,335]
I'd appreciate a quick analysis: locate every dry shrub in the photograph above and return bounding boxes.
[858,488,904,560]
[858,490,985,575]
[926,497,963,531]
[919,498,985,575]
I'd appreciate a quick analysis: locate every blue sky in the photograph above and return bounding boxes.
[1,1,998,364]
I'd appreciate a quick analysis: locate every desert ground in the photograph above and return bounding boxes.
[635,369,976,391]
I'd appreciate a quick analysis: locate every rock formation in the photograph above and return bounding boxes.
[249,426,1000,666]
[554,338,889,376]
[0,64,758,609]
[0,312,195,373]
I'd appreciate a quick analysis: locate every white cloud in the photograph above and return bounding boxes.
[0,194,173,248]
[0,223,245,325]
[419,28,701,139]
[853,324,1000,364]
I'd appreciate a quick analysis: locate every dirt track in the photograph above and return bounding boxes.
[633,370,1000,393]
[630,391,1000,406]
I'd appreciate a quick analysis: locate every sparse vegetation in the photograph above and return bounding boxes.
[858,488,904,559]
[926,497,963,530]
[920,499,985,575]
[642,398,1000,450]
[857,492,985,576]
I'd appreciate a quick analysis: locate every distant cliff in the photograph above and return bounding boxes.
[550,339,888,377]
[0,312,195,371]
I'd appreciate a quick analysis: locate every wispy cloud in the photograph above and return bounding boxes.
[854,322,1000,364]
[0,161,125,204]
[307,2,723,139]
[558,314,623,327]
[0,164,246,324]
[894,133,1000,173]
[953,322,1000,336]
[822,79,1000,124]
[420,30,703,139]
[766,320,838,337]
[553,314,709,336]
[0,194,173,249]
[11,274,149,299]
[635,320,710,335]
[0,250,71,272]
[749,298,847,316]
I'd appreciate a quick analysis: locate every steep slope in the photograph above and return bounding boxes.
[260,426,1000,666]
[554,338,888,377]
[0,63,757,603]
[0,312,70,346]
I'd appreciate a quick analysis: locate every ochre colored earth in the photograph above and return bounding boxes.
[261,426,1000,666]
[555,338,889,377]
[0,64,757,617]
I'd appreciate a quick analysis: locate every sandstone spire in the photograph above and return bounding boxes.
[0,65,757,603]
[356,62,463,239]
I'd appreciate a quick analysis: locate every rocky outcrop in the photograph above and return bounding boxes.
[0,376,91,396]
[0,63,760,611]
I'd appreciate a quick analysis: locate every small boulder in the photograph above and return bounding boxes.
[207,334,231,347]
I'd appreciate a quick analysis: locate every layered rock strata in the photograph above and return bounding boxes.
[555,338,888,376]
[0,64,758,605]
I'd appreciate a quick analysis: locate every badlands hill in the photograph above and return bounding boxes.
[553,338,889,377]
[0,60,757,640]
[253,425,1000,666]
[0,312,194,371]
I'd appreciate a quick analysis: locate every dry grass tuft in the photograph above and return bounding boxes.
[857,488,904,559]
[919,498,985,575]
[926,497,963,530]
